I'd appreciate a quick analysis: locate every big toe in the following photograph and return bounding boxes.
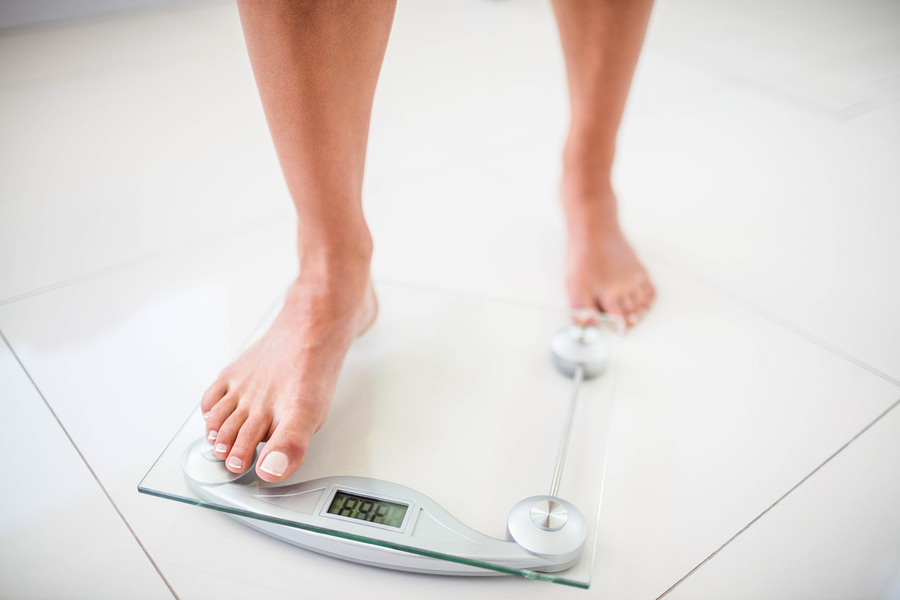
[256,412,316,482]
[595,289,626,320]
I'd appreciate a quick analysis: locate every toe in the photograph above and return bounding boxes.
[213,407,247,459]
[205,393,237,444]
[567,283,596,312]
[635,278,654,308]
[201,379,228,420]
[568,287,601,326]
[226,414,270,473]
[256,410,315,482]
[619,293,639,326]
[642,280,657,306]
[598,291,626,320]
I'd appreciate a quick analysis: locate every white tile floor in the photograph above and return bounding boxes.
[1,0,898,598]
[0,338,173,600]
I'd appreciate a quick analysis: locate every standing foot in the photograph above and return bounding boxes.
[200,257,377,482]
[562,172,655,327]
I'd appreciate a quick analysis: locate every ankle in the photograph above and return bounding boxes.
[560,170,621,238]
[560,170,618,223]
[298,220,373,272]
[561,141,617,205]
[563,124,616,177]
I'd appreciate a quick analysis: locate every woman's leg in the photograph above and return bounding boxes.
[551,0,656,325]
[201,0,396,482]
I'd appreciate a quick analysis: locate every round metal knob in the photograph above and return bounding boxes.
[507,495,587,566]
[201,446,224,462]
[182,437,260,485]
[530,499,568,531]
[550,324,610,379]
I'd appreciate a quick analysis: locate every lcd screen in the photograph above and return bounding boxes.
[327,491,409,528]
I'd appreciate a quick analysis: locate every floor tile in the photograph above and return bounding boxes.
[0,336,172,599]
[849,99,900,142]
[374,0,568,155]
[366,155,570,309]
[363,0,570,309]
[587,258,900,600]
[0,7,287,303]
[615,88,900,383]
[0,219,296,487]
[666,399,900,600]
[647,0,900,120]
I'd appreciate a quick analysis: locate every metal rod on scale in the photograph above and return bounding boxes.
[549,363,585,498]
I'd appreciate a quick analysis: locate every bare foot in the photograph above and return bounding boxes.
[200,259,377,482]
[562,176,655,327]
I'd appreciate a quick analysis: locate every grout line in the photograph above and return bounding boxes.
[645,250,900,389]
[723,74,848,121]
[837,84,900,121]
[0,213,289,308]
[656,394,900,599]
[0,327,181,600]
[725,73,900,123]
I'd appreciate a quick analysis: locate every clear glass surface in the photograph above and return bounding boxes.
[139,283,623,588]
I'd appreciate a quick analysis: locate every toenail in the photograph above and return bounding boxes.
[207,430,217,442]
[215,443,227,453]
[260,451,289,478]
[227,456,243,470]
[202,412,209,421]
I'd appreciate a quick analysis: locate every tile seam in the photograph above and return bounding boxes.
[656,394,900,599]
[645,249,900,389]
[0,327,182,600]
[0,213,289,308]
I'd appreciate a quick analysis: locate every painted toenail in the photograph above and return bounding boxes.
[260,451,289,477]
[215,443,227,453]
[202,412,209,421]
[227,456,243,470]
[207,430,217,442]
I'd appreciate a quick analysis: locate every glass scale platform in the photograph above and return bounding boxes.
[139,282,623,588]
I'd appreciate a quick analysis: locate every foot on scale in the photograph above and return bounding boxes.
[184,314,613,574]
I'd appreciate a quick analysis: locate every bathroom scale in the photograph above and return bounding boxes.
[139,282,623,588]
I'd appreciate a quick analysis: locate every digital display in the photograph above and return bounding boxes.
[327,491,408,528]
